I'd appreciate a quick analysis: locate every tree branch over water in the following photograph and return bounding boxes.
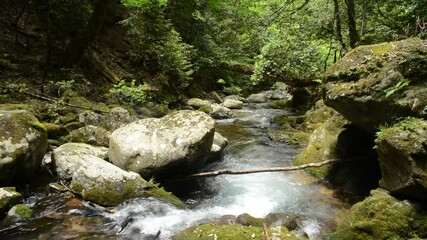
[181,159,339,179]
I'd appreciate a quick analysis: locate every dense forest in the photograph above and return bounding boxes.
[1,0,427,239]
[1,0,426,105]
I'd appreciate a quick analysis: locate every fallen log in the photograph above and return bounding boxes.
[182,159,339,179]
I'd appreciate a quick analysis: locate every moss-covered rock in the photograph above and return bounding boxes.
[330,188,426,240]
[7,204,33,220]
[172,223,305,240]
[375,118,427,200]
[293,101,347,178]
[0,110,48,185]
[323,38,427,133]
[0,187,22,215]
[236,213,264,227]
[223,99,243,109]
[65,125,110,147]
[70,155,185,207]
[42,122,69,139]
[186,98,211,108]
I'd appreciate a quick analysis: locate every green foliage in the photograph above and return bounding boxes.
[251,24,324,87]
[109,80,150,105]
[384,80,410,98]
[47,99,66,118]
[121,0,195,91]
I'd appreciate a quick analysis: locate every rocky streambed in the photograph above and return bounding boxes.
[0,102,350,240]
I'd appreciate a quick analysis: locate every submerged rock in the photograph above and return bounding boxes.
[330,188,426,240]
[0,110,47,185]
[7,204,33,220]
[375,118,427,201]
[323,38,427,133]
[109,110,216,179]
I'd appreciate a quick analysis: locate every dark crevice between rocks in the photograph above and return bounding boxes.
[327,124,381,196]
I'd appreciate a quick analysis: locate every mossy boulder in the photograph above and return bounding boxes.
[330,188,426,240]
[52,143,109,180]
[65,125,111,147]
[109,110,216,179]
[323,38,427,133]
[236,213,264,227]
[70,155,172,207]
[0,110,47,185]
[172,223,305,240]
[0,187,22,215]
[293,101,348,178]
[375,118,427,200]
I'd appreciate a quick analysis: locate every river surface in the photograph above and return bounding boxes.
[0,103,349,240]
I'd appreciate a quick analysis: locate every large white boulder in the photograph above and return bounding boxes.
[109,110,216,179]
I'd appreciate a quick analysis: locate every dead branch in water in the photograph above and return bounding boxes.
[182,159,339,179]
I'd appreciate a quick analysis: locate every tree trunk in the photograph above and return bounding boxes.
[345,0,360,48]
[333,0,346,51]
[63,0,111,66]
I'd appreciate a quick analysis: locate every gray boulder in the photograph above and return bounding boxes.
[102,107,137,131]
[323,38,427,133]
[210,103,234,119]
[78,111,105,127]
[52,143,108,180]
[222,99,243,109]
[375,118,427,200]
[66,125,111,147]
[246,93,267,103]
[109,110,216,179]
[0,110,47,185]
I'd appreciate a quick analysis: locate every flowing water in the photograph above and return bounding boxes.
[0,103,349,240]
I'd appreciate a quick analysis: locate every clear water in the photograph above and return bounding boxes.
[109,104,348,239]
[0,104,349,240]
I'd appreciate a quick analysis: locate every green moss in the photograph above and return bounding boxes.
[371,42,393,56]
[236,213,264,227]
[172,224,305,240]
[271,100,290,109]
[0,187,22,214]
[330,188,423,240]
[198,105,213,114]
[142,178,185,208]
[10,204,33,220]
[64,121,85,131]
[59,112,78,124]
[68,96,92,109]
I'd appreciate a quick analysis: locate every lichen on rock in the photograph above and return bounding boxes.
[0,110,47,185]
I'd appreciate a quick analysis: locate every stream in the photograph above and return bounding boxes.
[0,103,349,240]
